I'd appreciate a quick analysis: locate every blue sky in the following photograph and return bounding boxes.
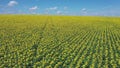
[0,0,120,16]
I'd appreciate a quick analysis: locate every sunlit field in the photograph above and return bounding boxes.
[0,15,120,68]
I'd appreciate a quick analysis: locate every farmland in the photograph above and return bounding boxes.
[0,15,120,68]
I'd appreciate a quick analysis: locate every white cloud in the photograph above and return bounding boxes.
[8,1,18,7]
[81,8,86,11]
[64,6,68,10]
[57,11,62,14]
[29,6,38,11]
[80,8,87,15]
[47,7,58,10]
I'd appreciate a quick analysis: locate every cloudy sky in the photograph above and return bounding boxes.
[0,0,120,16]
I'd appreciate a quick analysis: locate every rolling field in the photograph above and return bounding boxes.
[0,15,120,68]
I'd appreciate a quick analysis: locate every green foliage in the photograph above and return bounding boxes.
[0,15,120,68]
